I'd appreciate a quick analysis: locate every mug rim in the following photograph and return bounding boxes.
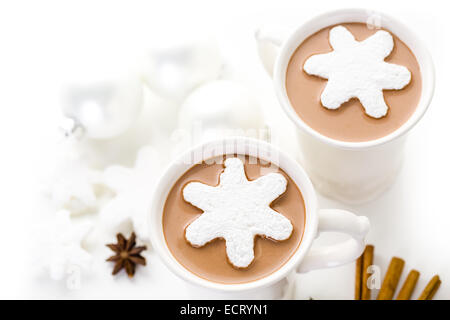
[149,137,319,292]
[273,8,435,150]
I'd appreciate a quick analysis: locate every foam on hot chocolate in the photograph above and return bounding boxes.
[162,155,306,284]
[303,25,411,118]
[184,157,293,268]
[285,23,422,142]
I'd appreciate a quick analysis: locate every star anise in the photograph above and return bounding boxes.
[106,232,147,277]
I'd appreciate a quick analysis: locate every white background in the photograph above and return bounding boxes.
[0,0,448,299]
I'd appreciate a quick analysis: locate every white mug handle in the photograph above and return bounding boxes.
[297,209,370,273]
[255,25,290,77]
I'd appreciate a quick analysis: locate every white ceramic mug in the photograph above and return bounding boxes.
[150,137,369,299]
[256,9,435,204]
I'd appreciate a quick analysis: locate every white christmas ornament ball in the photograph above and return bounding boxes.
[142,39,223,101]
[178,80,264,137]
[62,76,143,140]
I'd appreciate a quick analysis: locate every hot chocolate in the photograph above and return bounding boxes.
[285,23,422,142]
[162,155,306,284]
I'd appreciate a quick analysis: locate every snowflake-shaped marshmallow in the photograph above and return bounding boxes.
[303,25,411,118]
[183,157,293,268]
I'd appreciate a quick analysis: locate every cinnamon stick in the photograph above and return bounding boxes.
[355,254,363,300]
[377,257,405,300]
[396,270,420,300]
[418,275,441,300]
[361,245,374,300]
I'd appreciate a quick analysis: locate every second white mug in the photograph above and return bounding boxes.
[256,9,435,204]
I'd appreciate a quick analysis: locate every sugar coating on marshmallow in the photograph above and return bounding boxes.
[303,25,411,118]
[183,157,293,268]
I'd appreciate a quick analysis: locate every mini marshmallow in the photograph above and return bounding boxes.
[303,25,411,118]
[183,157,293,268]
